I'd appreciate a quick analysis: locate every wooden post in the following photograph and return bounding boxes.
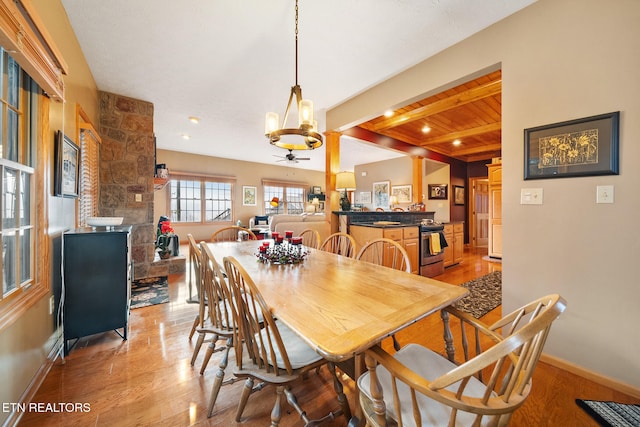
[325,131,342,234]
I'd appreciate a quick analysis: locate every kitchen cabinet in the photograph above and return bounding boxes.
[443,222,464,267]
[63,226,132,354]
[487,163,502,259]
[350,225,420,274]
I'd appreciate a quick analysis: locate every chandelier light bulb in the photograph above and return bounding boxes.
[265,112,280,134]
[298,99,314,126]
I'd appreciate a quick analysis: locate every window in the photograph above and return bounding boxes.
[169,174,235,223]
[262,180,307,215]
[0,48,37,306]
[78,110,101,227]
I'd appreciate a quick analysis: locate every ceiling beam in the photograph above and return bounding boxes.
[372,79,501,131]
[449,143,502,157]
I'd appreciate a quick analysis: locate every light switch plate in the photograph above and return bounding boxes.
[596,185,614,203]
[520,188,543,205]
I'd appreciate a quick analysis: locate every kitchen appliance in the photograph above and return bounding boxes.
[419,220,446,277]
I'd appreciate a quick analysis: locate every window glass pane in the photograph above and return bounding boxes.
[6,110,18,162]
[287,187,305,214]
[2,231,16,295]
[19,228,31,283]
[3,168,16,229]
[7,56,19,108]
[204,181,231,222]
[20,172,30,226]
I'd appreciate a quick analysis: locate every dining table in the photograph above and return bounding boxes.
[207,240,468,364]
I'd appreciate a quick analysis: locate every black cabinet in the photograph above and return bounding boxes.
[63,226,132,354]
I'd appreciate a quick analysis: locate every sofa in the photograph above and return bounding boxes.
[249,213,330,243]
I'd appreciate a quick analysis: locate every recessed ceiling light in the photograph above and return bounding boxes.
[188,116,200,124]
[384,110,394,118]
[453,139,461,146]
[182,134,191,140]
[422,125,431,133]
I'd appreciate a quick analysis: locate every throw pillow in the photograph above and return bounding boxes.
[255,215,269,226]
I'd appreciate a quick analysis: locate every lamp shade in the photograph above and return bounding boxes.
[335,171,356,191]
[311,197,320,205]
[270,197,280,207]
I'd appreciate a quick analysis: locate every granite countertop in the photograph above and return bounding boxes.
[350,222,420,229]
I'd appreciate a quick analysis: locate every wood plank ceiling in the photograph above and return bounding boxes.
[356,70,502,163]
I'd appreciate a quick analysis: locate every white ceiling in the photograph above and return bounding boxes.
[60,0,535,172]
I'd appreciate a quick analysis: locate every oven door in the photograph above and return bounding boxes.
[421,231,445,266]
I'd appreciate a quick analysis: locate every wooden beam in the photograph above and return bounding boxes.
[372,79,501,131]
[419,122,501,146]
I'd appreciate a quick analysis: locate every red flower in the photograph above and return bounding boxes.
[160,221,174,235]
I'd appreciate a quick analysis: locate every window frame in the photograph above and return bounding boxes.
[167,173,237,224]
[261,179,309,215]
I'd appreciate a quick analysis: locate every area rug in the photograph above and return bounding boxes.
[131,276,170,309]
[454,271,502,318]
[576,399,640,427]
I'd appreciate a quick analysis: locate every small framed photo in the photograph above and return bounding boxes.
[311,185,322,194]
[372,181,390,209]
[359,191,372,204]
[454,185,465,205]
[391,185,412,203]
[427,184,448,200]
[242,186,257,206]
[54,130,79,198]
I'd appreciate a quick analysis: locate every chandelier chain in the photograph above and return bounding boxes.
[295,0,299,86]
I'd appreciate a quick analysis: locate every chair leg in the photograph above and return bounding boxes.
[271,385,285,427]
[206,337,232,416]
[235,377,254,422]
[328,362,352,421]
[188,314,199,340]
[199,334,219,374]
[190,331,206,366]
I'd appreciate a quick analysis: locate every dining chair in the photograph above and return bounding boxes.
[356,237,411,273]
[319,232,357,258]
[392,207,404,212]
[187,234,202,340]
[222,256,352,425]
[375,207,385,212]
[211,226,257,242]
[299,228,321,249]
[357,294,567,427]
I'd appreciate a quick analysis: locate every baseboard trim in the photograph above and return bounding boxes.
[540,353,640,400]
[3,338,63,427]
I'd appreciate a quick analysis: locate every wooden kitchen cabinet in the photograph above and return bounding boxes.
[443,223,464,267]
[350,225,420,274]
[487,162,502,259]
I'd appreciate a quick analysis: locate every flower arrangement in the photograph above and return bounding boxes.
[256,240,308,264]
[156,220,175,258]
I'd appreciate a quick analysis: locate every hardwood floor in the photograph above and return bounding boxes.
[19,245,639,426]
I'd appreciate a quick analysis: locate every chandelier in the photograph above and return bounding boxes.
[264,0,323,150]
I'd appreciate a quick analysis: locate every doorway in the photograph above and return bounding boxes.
[470,177,489,248]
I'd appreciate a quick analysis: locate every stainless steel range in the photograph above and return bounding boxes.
[419,220,447,277]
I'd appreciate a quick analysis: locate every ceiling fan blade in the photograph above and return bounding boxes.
[296,157,310,160]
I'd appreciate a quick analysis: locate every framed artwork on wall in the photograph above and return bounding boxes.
[372,181,390,209]
[54,130,79,198]
[427,184,448,200]
[391,185,412,203]
[524,111,619,179]
[242,186,257,206]
[454,185,465,205]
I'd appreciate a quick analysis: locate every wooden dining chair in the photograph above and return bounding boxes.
[299,228,321,249]
[191,243,243,417]
[187,234,202,340]
[357,294,566,427]
[356,237,411,273]
[319,232,357,258]
[375,207,385,212]
[211,226,257,242]
[392,207,404,212]
[223,256,352,425]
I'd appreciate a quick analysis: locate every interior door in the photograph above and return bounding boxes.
[471,178,489,247]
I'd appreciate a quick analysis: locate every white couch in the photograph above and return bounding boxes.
[249,213,330,242]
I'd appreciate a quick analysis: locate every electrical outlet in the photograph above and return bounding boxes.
[49,295,55,315]
[596,185,614,204]
[520,188,543,205]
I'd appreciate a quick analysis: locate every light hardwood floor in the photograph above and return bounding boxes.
[18,246,639,426]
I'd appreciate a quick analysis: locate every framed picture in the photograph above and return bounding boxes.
[391,185,412,203]
[54,130,79,198]
[372,181,390,209]
[427,184,448,200]
[454,185,465,205]
[311,185,322,194]
[358,191,372,204]
[242,186,257,206]
[524,111,619,180]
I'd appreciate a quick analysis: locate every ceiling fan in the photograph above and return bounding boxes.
[273,149,310,163]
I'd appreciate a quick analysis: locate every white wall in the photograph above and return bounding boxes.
[327,0,640,389]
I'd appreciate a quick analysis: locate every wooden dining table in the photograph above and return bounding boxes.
[207,240,468,364]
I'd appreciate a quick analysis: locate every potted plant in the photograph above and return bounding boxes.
[156,219,175,259]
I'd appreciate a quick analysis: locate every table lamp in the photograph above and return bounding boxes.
[336,171,356,211]
[389,195,398,209]
[311,197,320,212]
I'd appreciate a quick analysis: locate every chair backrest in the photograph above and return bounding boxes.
[375,207,385,212]
[223,256,293,376]
[319,232,357,258]
[199,243,235,333]
[356,237,411,273]
[299,228,321,249]
[211,226,257,242]
[187,234,204,319]
[362,294,566,426]
[392,207,404,212]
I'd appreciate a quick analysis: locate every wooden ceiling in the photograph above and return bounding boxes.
[356,70,502,163]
